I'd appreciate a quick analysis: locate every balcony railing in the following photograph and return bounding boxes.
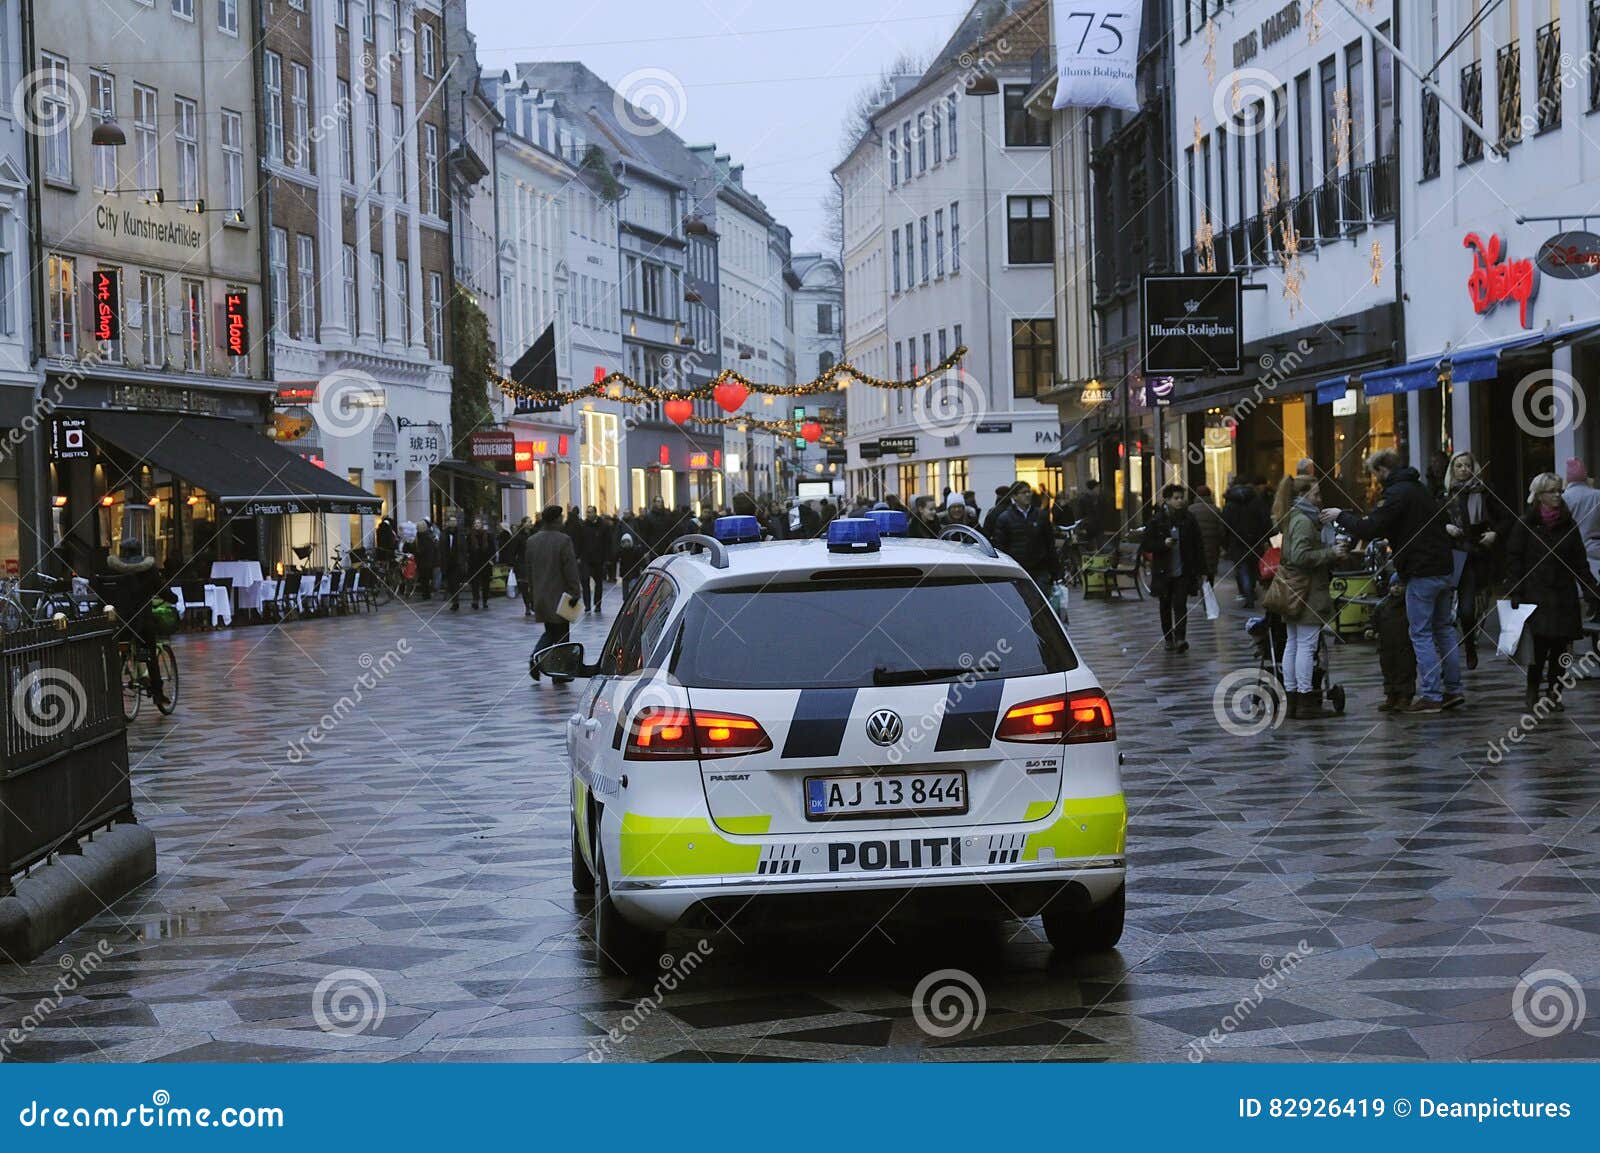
[1497,41,1523,147]
[1315,181,1342,241]
[1421,89,1441,180]
[1246,214,1269,267]
[1461,60,1484,163]
[1226,223,1248,270]
[1536,19,1562,132]
[1292,190,1317,244]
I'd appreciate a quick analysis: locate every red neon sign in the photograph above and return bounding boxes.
[688,452,709,469]
[224,290,249,357]
[93,269,120,343]
[1464,233,1538,328]
[514,441,535,468]
[558,434,569,456]
[659,444,670,466]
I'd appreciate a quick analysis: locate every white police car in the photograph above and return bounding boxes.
[534,512,1126,974]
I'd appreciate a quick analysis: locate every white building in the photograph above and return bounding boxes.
[790,253,845,486]
[0,0,38,576]
[1396,0,1600,495]
[838,4,1060,505]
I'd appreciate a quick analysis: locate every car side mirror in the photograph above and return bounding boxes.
[533,641,594,678]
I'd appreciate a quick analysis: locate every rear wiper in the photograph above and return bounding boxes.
[871,665,968,685]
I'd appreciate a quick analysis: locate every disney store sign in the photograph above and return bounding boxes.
[1463,232,1538,328]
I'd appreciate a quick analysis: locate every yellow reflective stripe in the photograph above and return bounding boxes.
[1023,800,1055,822]
[619,814,762,877]
[1021,793,1127,861]
[716,815,774,835]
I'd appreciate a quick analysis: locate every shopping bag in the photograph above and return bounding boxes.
[1200,578,1220,620]
[505,569,518,598]
[1495,599,1536,659]
[1048,582,1070,624]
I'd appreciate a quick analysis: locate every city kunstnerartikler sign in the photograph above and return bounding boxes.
[1139,275,1243,376]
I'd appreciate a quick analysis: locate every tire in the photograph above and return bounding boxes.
[1043,883,1125,955]
[155,645,180,714]
[571,816,595,895]
[592,845,662,976]
[120,652,143,723]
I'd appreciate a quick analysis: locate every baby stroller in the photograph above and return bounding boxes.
[1244,612,1346,718]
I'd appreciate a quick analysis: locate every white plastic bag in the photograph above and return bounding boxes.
[1200,578,1220,620]
[505,569,517,598]
[1496,599,1536,659]
[1048,582,1070,624]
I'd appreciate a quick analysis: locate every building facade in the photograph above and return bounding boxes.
[790,253,845,488]
[0,0,38,577]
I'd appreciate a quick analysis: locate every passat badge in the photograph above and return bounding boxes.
[865,709,903,746]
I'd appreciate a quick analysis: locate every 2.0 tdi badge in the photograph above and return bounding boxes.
[865,708,903,746]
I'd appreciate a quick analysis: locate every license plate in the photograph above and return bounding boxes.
[805,772,967,820]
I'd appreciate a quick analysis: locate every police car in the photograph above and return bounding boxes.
[534,512,1126,974]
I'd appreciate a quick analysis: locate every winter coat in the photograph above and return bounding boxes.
[522,525,581,623]
[1442,479,1503,587]
[1221,483,1271,559]
[1188,498,1225,578]
[579,517,612,568]
[1280,505,1339,624]
[990,502,1058,578]
[439,526,469,578]
[616,519,649,581]
[1506,505,1600,641]
[1334,466,1453,580]
[467,528,494,571]
[1073,490,1106,537]
[415,528,438,574]
[1140,506,1204,598]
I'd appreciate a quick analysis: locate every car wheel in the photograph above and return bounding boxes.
[592,844,662,977]
[571,816,595,896]
[1042,884,1125,955]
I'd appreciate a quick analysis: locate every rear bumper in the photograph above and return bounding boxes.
[613,859,1126,930]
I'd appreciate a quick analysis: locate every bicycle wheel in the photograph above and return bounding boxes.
[368,578,395,608]
[120,651,143,723]
[155,644,180,715]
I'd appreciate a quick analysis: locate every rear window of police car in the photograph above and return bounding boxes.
[670,575,1077,689]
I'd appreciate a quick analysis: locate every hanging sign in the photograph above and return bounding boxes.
[224,290,249,356]
[92,269,120,343]
[469,429,515,461]
[1140,274,1243,375]
[1051,0,1143,113]
[1534,230,1600,280]
[1464,233,1538,328]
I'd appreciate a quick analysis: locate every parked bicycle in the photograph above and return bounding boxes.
[0,574,100,630]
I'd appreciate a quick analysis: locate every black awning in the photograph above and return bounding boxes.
[431,458,532,488]
[88,411,382,515]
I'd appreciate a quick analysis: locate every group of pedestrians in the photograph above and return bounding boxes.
[401,515,501,611]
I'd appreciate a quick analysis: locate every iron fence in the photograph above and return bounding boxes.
[1536,20,1562,133]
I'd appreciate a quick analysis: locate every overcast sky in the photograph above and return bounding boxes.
[465,0,967,254]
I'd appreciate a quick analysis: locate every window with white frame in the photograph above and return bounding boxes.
[950,201,961,271]
[336,0,347,28]
[90,70,116,191]
[175,96,199,203]
[0,210,15,337]
[41,53,71,182]
[423,124,439,214]
[269,228,288,326]
[420,22,436,77]
[172,0,193,18]
[264,51,283,163]
[395,259,410,344]
[390,104,404,197]
[139,271,165,367]
[290,62,310,170]
[365,91,379,183]
[182,279,205,372]
[371,251,385,339]
[133,84,158,191]
[337,81,354,182]
[428,272,444,360]
[218,0,238,34]
[297,234,316,339]
[221,109,244,214]
[342,244,358,332]
[935,208,945,276]
[946,93,958,156]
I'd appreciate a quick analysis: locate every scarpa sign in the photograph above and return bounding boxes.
[1535,230,1600,280]
[1050,0,1142,113]
[1140,275,1243,375]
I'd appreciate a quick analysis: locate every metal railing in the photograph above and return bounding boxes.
[1421,88,1441,180]
[1497,40,1523,147]
[0,616,131,895]
[1461,60,1485,163]
[1536,19,1562,133]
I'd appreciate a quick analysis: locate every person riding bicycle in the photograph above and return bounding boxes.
[95,537,173,709]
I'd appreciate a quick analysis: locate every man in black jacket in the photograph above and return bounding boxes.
[579,506,611,612]
[1141,484,1205,652]
[1221,476,1271,606]
[990,482,1060,590]
[1323,448,1464,712]
[440,515,468,611]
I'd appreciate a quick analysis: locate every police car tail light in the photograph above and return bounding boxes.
[996,691,1115,744]
[625,706,771,760]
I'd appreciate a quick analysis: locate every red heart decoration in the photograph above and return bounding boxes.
[663,398,693,425]
[800,420,822,443]
[713,379,749,413]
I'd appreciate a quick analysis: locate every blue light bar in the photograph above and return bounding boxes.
[864,509,909,537]
[826,517,881,553]
[713,515,761,544]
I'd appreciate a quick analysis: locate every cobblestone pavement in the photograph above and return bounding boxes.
[3,579,1599,1063]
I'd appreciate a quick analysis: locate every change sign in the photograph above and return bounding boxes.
[1140,275,1243,376]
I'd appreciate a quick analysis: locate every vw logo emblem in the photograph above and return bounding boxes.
[865,709,903,747]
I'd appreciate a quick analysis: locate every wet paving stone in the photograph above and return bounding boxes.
[1,586,1597,1062]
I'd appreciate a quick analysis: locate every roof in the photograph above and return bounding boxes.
[650,536,1024,589]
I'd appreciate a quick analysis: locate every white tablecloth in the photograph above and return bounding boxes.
[171,584,232,627]
[209,560,264,588]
